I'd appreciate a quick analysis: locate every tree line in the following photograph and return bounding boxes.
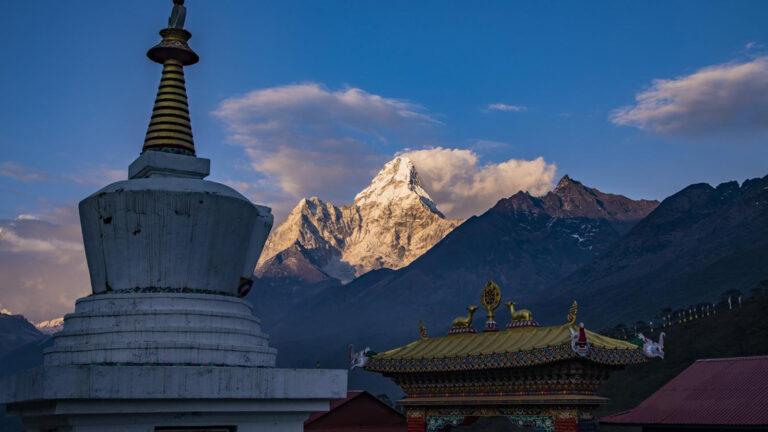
[599,279,768,341]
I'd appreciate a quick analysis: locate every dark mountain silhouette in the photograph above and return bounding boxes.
[497,175,658,222]
[538,174,768,328]
[0,319,49,432]
[0,314,45,360]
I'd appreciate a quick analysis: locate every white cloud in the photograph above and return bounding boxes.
[66,165,124,187]
[469,139,511,151]
[0,161,52,182]
[0,226,83,256]
[0,161,123,188]
[0,204,89,322]
[15,214,41,221]
[213,83,557,221]
[213,83,438,133]
[399,147,557,219]
[213,83,438,220]
[611,56,768,136]
[486,103,527,112]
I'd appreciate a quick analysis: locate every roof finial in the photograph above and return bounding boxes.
[567,300,578,325]
[169,0,187,29]
[481,280,501,332]
[142,0,199,156]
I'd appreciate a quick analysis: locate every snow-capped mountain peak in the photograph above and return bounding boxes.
[257,156,462,281]
[35,317,65,334]
[354,156,442,215]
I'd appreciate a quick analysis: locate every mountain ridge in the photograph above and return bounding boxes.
[494,175,659,222]
[541,174,768,328]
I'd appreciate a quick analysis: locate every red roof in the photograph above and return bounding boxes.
[305,391,365,425]
[305,390,406,432]
[601,356,768,426]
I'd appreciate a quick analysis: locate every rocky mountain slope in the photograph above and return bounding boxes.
[541,174,768,328]
[499,174,659,222]
[256,157,462,283]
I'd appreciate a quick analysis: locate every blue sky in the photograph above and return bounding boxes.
[1,1,767,320]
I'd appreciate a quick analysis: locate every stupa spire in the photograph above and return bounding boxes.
[143,0,199,156]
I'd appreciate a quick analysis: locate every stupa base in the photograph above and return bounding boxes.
[44,293,278,368]
[1,364,346,432]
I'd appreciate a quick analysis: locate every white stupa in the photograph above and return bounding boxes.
[0,2,346,430]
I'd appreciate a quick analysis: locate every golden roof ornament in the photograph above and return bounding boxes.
[481,280,502,332]
[567,300,578,325]
[504,301,538,329]
[419,321,428,340]
[443,280,548,334]
[448,306,478,335]
[143,0,199,156]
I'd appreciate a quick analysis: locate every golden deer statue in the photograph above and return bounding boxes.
[505,301,533,322]
[451,305,478,330]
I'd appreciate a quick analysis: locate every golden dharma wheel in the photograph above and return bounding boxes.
[481,280,502,320]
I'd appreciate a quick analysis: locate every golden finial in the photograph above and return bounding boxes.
[480,280,502,322]
[169,0,187,29]
[419,321,428,339]
[567,300,578,324]
[481,280,503,332]
[143,0,199,156]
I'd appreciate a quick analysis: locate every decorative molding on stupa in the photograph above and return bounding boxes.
[129,148,210,179]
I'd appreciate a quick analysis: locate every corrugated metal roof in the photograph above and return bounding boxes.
[601,355,768,426]
[373,325,639,360]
